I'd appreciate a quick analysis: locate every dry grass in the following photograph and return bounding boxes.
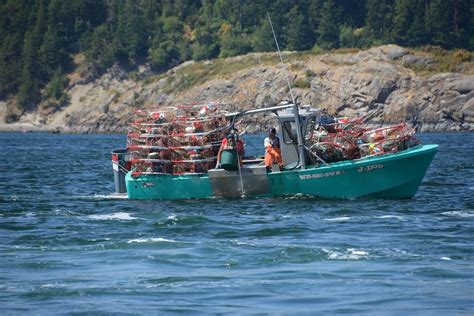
[162,54,281,93]
[407,46,473,74]
[157,45,472,94]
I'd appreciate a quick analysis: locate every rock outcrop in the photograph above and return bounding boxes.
[1,45,472,133]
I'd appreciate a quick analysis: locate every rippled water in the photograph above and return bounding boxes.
[1,132,473,314]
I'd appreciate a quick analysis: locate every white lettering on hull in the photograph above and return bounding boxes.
[300,170,345,180]
[357,163,384,173]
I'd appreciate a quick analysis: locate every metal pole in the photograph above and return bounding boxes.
[266,12,296,105]
[237,158,245,198]
[228,103,295,117]
[267,12,306,169]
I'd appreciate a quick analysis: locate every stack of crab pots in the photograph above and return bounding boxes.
[307,116,420,164]
[127,103,230,177]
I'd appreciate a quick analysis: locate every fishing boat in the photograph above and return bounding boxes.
[112,102,437,200]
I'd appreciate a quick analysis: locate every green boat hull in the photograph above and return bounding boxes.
[126,144,438,200]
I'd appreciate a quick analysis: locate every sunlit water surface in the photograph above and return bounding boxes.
[0,132,473,314]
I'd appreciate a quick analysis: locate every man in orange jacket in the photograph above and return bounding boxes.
[264,128,283,172]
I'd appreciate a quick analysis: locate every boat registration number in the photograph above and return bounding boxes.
[300,170,345,180]
[357,163,384,172]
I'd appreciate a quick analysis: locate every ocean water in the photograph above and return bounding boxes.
[0,132,473,314]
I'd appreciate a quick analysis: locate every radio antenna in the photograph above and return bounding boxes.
[266,12,297,105]
[266,12,306,169]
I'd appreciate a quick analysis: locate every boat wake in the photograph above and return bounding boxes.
[322,247,370,260]
[127,237,178,244]
[323,216,352,222]
[77,193,129,200]
[376,215,405,221]
[441,211,474,218]
[88,212,138,221]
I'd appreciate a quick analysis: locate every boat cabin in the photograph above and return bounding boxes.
[206,103,320,198]
[275,105,320,167]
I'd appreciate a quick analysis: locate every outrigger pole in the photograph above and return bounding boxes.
[266,12,306,169]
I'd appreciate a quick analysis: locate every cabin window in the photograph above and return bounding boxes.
[304,116,317,140]
[282,121,297,144]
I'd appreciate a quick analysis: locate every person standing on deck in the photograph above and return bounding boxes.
[264,128,283,172]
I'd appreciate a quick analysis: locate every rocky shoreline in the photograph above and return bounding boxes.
[1,45,472,133]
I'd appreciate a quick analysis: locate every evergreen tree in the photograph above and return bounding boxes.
[250,18,275,52]
[339,26,357,48]
[115,0,148,63]
[317,0,341,49]
[81,24,116,70]
[406,0,428,47]
[240,0,268,31]
[392,0,429,47]
[470,2,474,50]
[149,16,189,70]
[337,0,366,28]
[0,34,22,98]
[214,0,242,27]
[308,0,325,35]
[219,23,251,58]
[365,0,394,43]
[15,0,47,109]
[426,0,452,48]
[192,25,220,61]
[0,0,472,111]
[285,5,312,51]
[39,25,62,80]
[448,0,471,49]
[17,77,41,111]
[46,66,68,100]
[264,0,293,49]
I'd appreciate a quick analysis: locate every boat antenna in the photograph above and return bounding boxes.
[267,12,297,105]
[267,12,306,169]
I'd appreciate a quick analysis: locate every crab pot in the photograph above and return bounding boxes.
[111,148,130,193]
[221,149,238,171]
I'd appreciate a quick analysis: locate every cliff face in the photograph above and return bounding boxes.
[1,45,472,133]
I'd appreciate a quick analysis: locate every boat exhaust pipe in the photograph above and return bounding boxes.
[111,149,131,193]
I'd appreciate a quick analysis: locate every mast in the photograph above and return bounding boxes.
[267,12,306,168]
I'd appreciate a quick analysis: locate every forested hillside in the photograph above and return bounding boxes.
[0,0,472,115]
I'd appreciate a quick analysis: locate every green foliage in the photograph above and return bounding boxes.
[250,18,275,52]
[17,79,41,111]
[339,26,369,48]
[393,0,428,47]
[285,5,312,51]
[219,26,252,58]
[40,25,62,79]
[311,45,326,55]
[0,34,22,97]
[365,0,393,43]
[80,25,116,71]
[114,0,149,64]
[426,0,471,49]
[339,26,357,48]
[148,16,190,70]
[305,69,316,79]
[317,0,341,49]
[293,78,311,89]
[0,0,472,109]
[46,67,69,100]
[192,26,220,60]
[408,47,474,74]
